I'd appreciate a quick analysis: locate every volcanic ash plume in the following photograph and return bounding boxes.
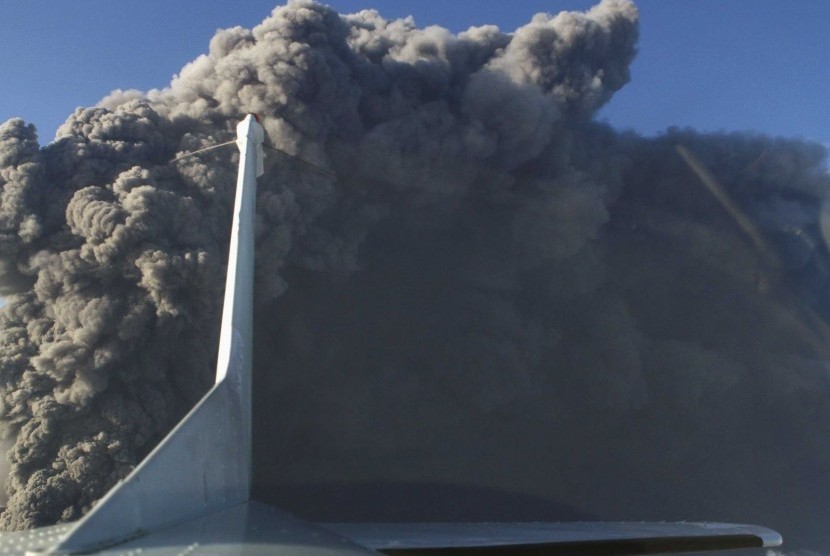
[1,0,830,551]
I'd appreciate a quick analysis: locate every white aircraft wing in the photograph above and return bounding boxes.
[0,116,783,555]
[0,505,781,555]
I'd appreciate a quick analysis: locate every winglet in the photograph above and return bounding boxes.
[39,115,264,555]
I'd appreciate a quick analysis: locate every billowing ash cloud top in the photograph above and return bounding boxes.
[2,0,830,551]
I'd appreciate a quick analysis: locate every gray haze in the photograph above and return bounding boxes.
[1,0,830,552]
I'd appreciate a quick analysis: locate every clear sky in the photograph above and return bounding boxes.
[0,0,828,146]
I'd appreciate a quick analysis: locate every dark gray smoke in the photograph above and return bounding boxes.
[1,0,830,552]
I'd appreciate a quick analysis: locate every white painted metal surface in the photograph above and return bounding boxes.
[36,115,264,555]
[0,524,71,555]
[71,502,374,556]
[9,503,372,556]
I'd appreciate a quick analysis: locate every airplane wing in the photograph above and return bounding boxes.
[0,501,781,555]
[2,115,783,555]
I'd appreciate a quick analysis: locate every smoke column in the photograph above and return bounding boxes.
[1,0,830,552]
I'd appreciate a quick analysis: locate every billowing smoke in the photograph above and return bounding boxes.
[1,0,830,552]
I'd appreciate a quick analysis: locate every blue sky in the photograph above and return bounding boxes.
[1,0,828,146]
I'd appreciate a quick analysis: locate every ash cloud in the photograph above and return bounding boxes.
[1,0,830,552]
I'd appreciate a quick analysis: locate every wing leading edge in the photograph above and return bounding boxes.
[6,116,784,555]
